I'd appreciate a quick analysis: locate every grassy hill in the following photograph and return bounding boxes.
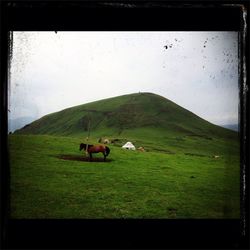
[15,92,237,142]
[9,92,240,218]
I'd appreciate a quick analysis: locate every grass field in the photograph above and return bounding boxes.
[9,133,240,219]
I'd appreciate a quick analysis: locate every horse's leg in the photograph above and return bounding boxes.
[89,153,92,161]
[103,152,106,161]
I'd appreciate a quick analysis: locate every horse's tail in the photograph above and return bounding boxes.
[105,146,110,157]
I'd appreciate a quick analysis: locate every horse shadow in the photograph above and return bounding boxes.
[57,154,112,163]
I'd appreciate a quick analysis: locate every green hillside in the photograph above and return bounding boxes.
[10,92,240,218]
[15,92,236,141]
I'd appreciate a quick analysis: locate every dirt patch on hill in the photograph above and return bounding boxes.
[184,153,207,157]
[58,155,112,162]
[151,148,176,154]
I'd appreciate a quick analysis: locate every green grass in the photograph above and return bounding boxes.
[10,92,240,218]
[9,134,240,219]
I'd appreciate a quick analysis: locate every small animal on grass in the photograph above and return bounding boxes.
[98,138,110,144]
[79,143,110,161]
[213,155,220,159]
[138,146,145,152]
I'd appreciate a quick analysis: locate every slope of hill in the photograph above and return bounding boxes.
[8,116,37,133]
[15,92,237,142]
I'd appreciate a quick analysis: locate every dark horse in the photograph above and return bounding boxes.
[79,143,110,161]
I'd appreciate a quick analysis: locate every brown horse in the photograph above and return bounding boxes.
[79,143,110,161]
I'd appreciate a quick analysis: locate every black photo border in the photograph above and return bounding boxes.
[0,1,249,249]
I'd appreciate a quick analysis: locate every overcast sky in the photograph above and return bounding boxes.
[9,31,239,126]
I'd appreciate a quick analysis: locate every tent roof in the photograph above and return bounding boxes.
[122,142,136,148]
[123,142,134,146]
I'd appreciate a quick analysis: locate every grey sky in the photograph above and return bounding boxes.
[9,31,239,126]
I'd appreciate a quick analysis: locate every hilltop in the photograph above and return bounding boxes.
[15,92,237,142]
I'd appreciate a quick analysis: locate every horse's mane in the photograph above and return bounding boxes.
[81,143,94,147]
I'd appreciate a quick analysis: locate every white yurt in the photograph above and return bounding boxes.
[122,142,136,150]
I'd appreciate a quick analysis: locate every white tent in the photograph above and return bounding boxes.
[122,142,136,150]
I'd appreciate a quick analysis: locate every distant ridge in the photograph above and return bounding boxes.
[220,124,239,132]
[8,116,36,133]
[15,92,237,140]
